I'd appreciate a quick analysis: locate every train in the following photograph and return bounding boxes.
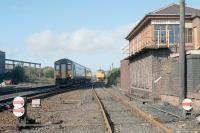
[54,58,92,85]
[95,69,106,82]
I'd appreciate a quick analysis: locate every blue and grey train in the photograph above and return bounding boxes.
[54,58,92,85]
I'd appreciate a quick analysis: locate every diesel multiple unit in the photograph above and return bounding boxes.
[54,58,92,85]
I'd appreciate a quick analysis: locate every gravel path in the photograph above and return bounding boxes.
[95,88,161,133]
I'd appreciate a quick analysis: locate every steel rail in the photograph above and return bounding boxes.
[144,103,182,119]
[26,86,80,101]
[0,87,55,110]
[103,88,173,133]
[92,87,113,133]
[0,85,56,102]
[0,85,81,111]
[127,94,182,119]
[112,86,183,119]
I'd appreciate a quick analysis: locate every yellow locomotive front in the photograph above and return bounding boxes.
[95,69,105,82]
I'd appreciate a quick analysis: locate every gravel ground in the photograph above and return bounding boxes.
[20,88,105,133]
[95,88,162,133]
[110,87,200,133]
[0,88,106,133]
[0,111,18,132]
[1,86,199,133]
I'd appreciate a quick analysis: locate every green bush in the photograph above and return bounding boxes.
[42,67,54,78]
[0,66,54,84]
[0,72,11,81]
[24,67,39,82]
[24,66,54,82]
[106,68,120,86]
[11,66,26,83]
[0,66,26,84]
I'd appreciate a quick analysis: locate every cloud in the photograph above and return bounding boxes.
[27,31,57,58]
[26,24,134,59]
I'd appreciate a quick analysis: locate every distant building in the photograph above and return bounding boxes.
[0,51,5,74]
[121,4,200,110]
[0,50,41,76]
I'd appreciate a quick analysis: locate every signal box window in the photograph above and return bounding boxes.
[185,28,192,43]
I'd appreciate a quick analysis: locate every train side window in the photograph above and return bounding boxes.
[55,65,60,70]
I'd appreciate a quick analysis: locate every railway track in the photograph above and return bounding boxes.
[0,83,181,132]
[0,84,89,111]
[0,84,55,96]
[111,86,183,123]
[92,87,112,133]
[92,87,171,133]
[0,85,177,132]
[0,85,55,110]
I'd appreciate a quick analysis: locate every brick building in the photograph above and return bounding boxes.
[121,4,200,108]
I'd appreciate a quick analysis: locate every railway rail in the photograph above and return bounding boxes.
[0,85,55,110]
[92,87,112,133]
[0,84,55,96]
[111,86,184,122]
[0,83,185,132]
[92,87,172,133]
[0,84,89,111]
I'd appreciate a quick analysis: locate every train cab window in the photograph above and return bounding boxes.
[61,64,66,71]
[67,63,72,70]
[55,65,60,71]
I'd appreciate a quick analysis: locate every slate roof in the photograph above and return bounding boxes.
[126,4,200,40]
[149,3,200,16]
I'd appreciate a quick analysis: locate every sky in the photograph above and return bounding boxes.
[0,0,199,73]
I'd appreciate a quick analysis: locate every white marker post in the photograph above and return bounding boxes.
[13,97,24,109]
[182,98,192,111]
[13,107,25,117]
[182,98,192,118]
[13,96,27,128]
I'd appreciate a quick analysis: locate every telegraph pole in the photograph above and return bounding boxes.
[179,0,186,102]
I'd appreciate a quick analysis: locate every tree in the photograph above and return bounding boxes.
[42,67,54,78]
[106,68,120,86]
[23,67,39,82]
[11,66,25,83]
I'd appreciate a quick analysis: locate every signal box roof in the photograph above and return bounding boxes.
[126,3,200,40]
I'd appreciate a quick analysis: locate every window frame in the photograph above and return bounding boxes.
[185,28,192,43]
